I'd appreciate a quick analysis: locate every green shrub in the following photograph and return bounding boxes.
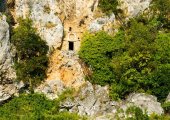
[79,19,170,101]
[98,0,118,15]
[149,114,170,120]
[151,0,170,29]
[11,18,49,90]
[162,102,170,114]
[0,94,54,120]
[79,31,115,85]
[126,106,149,120]
[0,93,83,120]
[44,112,82,120]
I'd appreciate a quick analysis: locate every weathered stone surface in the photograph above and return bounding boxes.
[0,81,24,104]
[126,93,164,115]
[35,79,65,100]
[47,50,85,89]
[15,0,64,49]
[61,81,116,116]
[0,14,15,84]
[89,13,115,32]
[35,50,85,100]
[119,0,152,19]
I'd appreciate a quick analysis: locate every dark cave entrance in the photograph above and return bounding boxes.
[68,41,74,51]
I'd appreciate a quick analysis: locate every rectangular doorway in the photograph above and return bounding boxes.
[69,41,74,51]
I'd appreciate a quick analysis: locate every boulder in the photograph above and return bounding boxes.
[119,0,152,19]
[126,93,164,115]
[35,79,65,100]
[0,81,24,104]
[89,13,115,32]
[61,81,116,116]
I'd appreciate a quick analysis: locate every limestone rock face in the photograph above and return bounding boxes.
[14,0,100,49]
[0,14,15,84]
[0,81,24,104]
[15,0,64,49]
[126,93,164,115]
[35,50,85,100]
[0,84,16,104]
[47,50,85,89]
[35,79,65,100]
[119,0,152,18]
[89,13,115,32]
[60,81,116,116]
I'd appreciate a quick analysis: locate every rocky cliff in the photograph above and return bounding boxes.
[1,0,167,119]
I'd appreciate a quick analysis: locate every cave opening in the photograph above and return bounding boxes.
[68,41,74,51]
[69,27,72,31]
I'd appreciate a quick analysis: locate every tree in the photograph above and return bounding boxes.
[110,20,158,100]
[79,31,115,85]
[146,33,170,101]
[11,18,49,90]
[79,19,170,101]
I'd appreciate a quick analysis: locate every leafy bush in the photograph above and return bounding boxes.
[162,102,170,114]
[149,114,170,120]
[98,0,118,15]
[0,94,54,120]
[151,0,170,29]
[0,93,83,120]
[11,18,49,90]
[44,112,82,120]
[110,21,170,101]
[126,106,149,120]
[79,19,170,101]
[79,31,115,85]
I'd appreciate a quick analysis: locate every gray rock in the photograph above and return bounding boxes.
[0,14,15,84]
[0,83,24,104]
[119,0,152,19]
[35,79,65,100]
[15,0,64,49]
[126,93,164,115]
[89,13,115,32]
[61,81,115,116]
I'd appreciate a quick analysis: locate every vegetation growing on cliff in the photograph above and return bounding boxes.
[11,19,49,90]
[98,0,118,15]
[0,94,83,120]
[79,16,170,101]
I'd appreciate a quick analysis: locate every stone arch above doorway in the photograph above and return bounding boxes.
[68,33,77,41]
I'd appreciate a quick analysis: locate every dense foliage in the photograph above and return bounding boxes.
[0,0,6,12]
[110,20,170,101]
[98,0,118,15]
[79,31,114,85]
[116,106,170,120]
[125,106,149,120]
[0,94,82,120]
[152,0,170,29]
[11,19,49,90]
[162,102,170,114]
[79,18,170,101]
